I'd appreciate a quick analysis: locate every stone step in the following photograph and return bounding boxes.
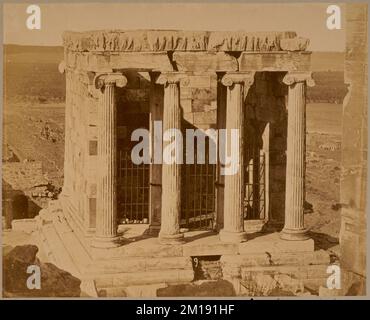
[51,210,93,272]
[240,264,329,277]
[93,269,194,289]
[221,250,330,267]
[90,256,193,274]
[36,207,93,279]
[38,221,81,278]
[37,205,196,289]
[91,241,184,259]
[239,264,329,293]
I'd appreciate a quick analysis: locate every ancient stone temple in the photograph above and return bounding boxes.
[38,30,332,296]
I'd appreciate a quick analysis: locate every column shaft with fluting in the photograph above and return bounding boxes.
[156,73,189,244]
[93,73,127,248]
[281,72,314,241]
[219,72,255,243]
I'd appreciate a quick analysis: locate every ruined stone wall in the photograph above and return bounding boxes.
[340,4,368,283]
[2,162,46,191]
[2,161,48,227]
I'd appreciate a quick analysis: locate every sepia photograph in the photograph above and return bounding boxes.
[1,1,367,301]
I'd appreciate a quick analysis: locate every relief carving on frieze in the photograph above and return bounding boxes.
[63,30,308,53]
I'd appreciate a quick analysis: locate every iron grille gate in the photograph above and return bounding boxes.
[117,149,150,224]
[117,147,217,229]
[116,147,265,226]
[181,150,217,230]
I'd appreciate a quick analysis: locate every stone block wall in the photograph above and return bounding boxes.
[340,3,368,284]
[180,72,218,130]
[64,70,93,231]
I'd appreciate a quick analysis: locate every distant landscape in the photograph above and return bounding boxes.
[4,45,65,102]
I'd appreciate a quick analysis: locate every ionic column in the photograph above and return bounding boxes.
[92,73,127,248]
[280,72,315,241]
[219,72,255,243]
[156,72,189,244]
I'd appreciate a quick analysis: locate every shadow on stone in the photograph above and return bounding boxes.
[304,200,314,214]
[309,231,339,250]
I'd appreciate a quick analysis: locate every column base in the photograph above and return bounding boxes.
[219,230,247,243]
[158,232,184,245]
[91,235,122,248]
[280,227,310,241]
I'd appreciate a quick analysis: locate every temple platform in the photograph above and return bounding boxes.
[27,200,331,297]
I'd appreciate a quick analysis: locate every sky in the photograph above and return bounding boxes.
[3,3,345,51]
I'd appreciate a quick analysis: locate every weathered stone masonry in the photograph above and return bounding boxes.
[339,4,367,293]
